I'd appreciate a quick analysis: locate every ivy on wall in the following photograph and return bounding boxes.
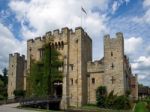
[28,43,63,97]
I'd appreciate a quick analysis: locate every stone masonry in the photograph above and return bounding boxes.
[26,27,92,109]
[7,53,26,99]
[87,33,138,104]
[7,26,138,109]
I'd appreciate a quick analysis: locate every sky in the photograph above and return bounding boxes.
[0,0,150,86]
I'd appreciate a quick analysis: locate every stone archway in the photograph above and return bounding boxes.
[53,80,62,98]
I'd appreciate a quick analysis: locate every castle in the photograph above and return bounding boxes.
[7,27,138,109]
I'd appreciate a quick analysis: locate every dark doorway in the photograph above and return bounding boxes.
[53,80,62,98]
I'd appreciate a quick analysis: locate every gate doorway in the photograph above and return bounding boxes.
[53,80,62,98]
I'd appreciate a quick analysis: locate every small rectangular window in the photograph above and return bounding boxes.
[92,78,95,84]
[69,64,74,71]
[111,63,114,69]
[111,52,113,56]
[39,48,44,59]
[70,78,73,85]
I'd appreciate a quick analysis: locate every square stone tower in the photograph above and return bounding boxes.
[26,27,92,109]
[104,32,126,95]
[7,53,26,99]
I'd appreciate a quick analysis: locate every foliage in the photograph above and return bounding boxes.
[135,102,149,112]
[13,90,26,98]
[146,101,150,110]
[0,94,4,100]
[29,61,44,96]
[96,86,131,110]
[28,43,62,97]
[105,90,117,108]
[2,68,8,87]
[96,86,107,107]
[0,68,8,100]
[113,95,131,109]
[125,90,131,97]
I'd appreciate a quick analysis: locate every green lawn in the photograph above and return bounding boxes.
[134,102,149,112]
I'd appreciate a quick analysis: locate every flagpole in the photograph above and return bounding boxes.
[81,6,87,29]
[81,7,82,28]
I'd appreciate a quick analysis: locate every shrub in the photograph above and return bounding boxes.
[146,100,150,110]
[0,94,4,100]
[113,95,131,110]
[96,86,107,108]
[105,90,117,108]
[13,90,26,99]
[96,86,131,110]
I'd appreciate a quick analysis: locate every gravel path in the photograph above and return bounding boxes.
[0,103,38,112]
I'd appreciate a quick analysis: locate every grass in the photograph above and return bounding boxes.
[134,102,149,112]
[79,104,132,112]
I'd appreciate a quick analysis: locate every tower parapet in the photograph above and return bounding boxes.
[87,60,104,73]
[8,52,26,99]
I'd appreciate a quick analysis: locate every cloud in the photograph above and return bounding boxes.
[143,0,150,7]
[112,1,118,13]
[9,0,108,40]
[131,56,150,86]
[125,37,143,54]
[133,0,150,24]
[146,46,150,55]
[132,56,150,70]
[8,0,109,64]
[0,23,26,74]
[111,0,130,13]
[0,0,148,86]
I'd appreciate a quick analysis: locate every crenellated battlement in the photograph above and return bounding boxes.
[87,59,104,73]
[27,26,86,44]
[116,32,123,39]
[104,32,123,41]
[9,52,25,59]
[104,34,110,39]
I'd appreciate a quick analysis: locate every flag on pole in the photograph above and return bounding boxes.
[81,7,87,15]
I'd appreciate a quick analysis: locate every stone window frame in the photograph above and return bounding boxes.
[70,78,73,85]
[38,48,44,59]
[92,78,95,84]
[110,76,116,84]
[69,64,74,71]
[111,63,114,69]
[111,51,113,56]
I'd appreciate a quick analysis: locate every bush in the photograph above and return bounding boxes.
[96,86,131,110]
[0,94,4,100]
[13,90,26,99]
[96,86,107,108]
[146,100,150,110]
[105,90,117,108]
[113,95,131,109]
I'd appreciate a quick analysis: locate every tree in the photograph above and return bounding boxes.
[29,43,62,97]
[2,68,8,87]
[0,68,8,100]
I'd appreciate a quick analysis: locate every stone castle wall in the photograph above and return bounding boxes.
[130,74,138,100]
[7,26,138,107]
[26,27,92,108]
[87,60,104,104]
[104,32,125,95]
[7,53,26,98]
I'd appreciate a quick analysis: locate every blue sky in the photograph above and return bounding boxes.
[0,0,150,86]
